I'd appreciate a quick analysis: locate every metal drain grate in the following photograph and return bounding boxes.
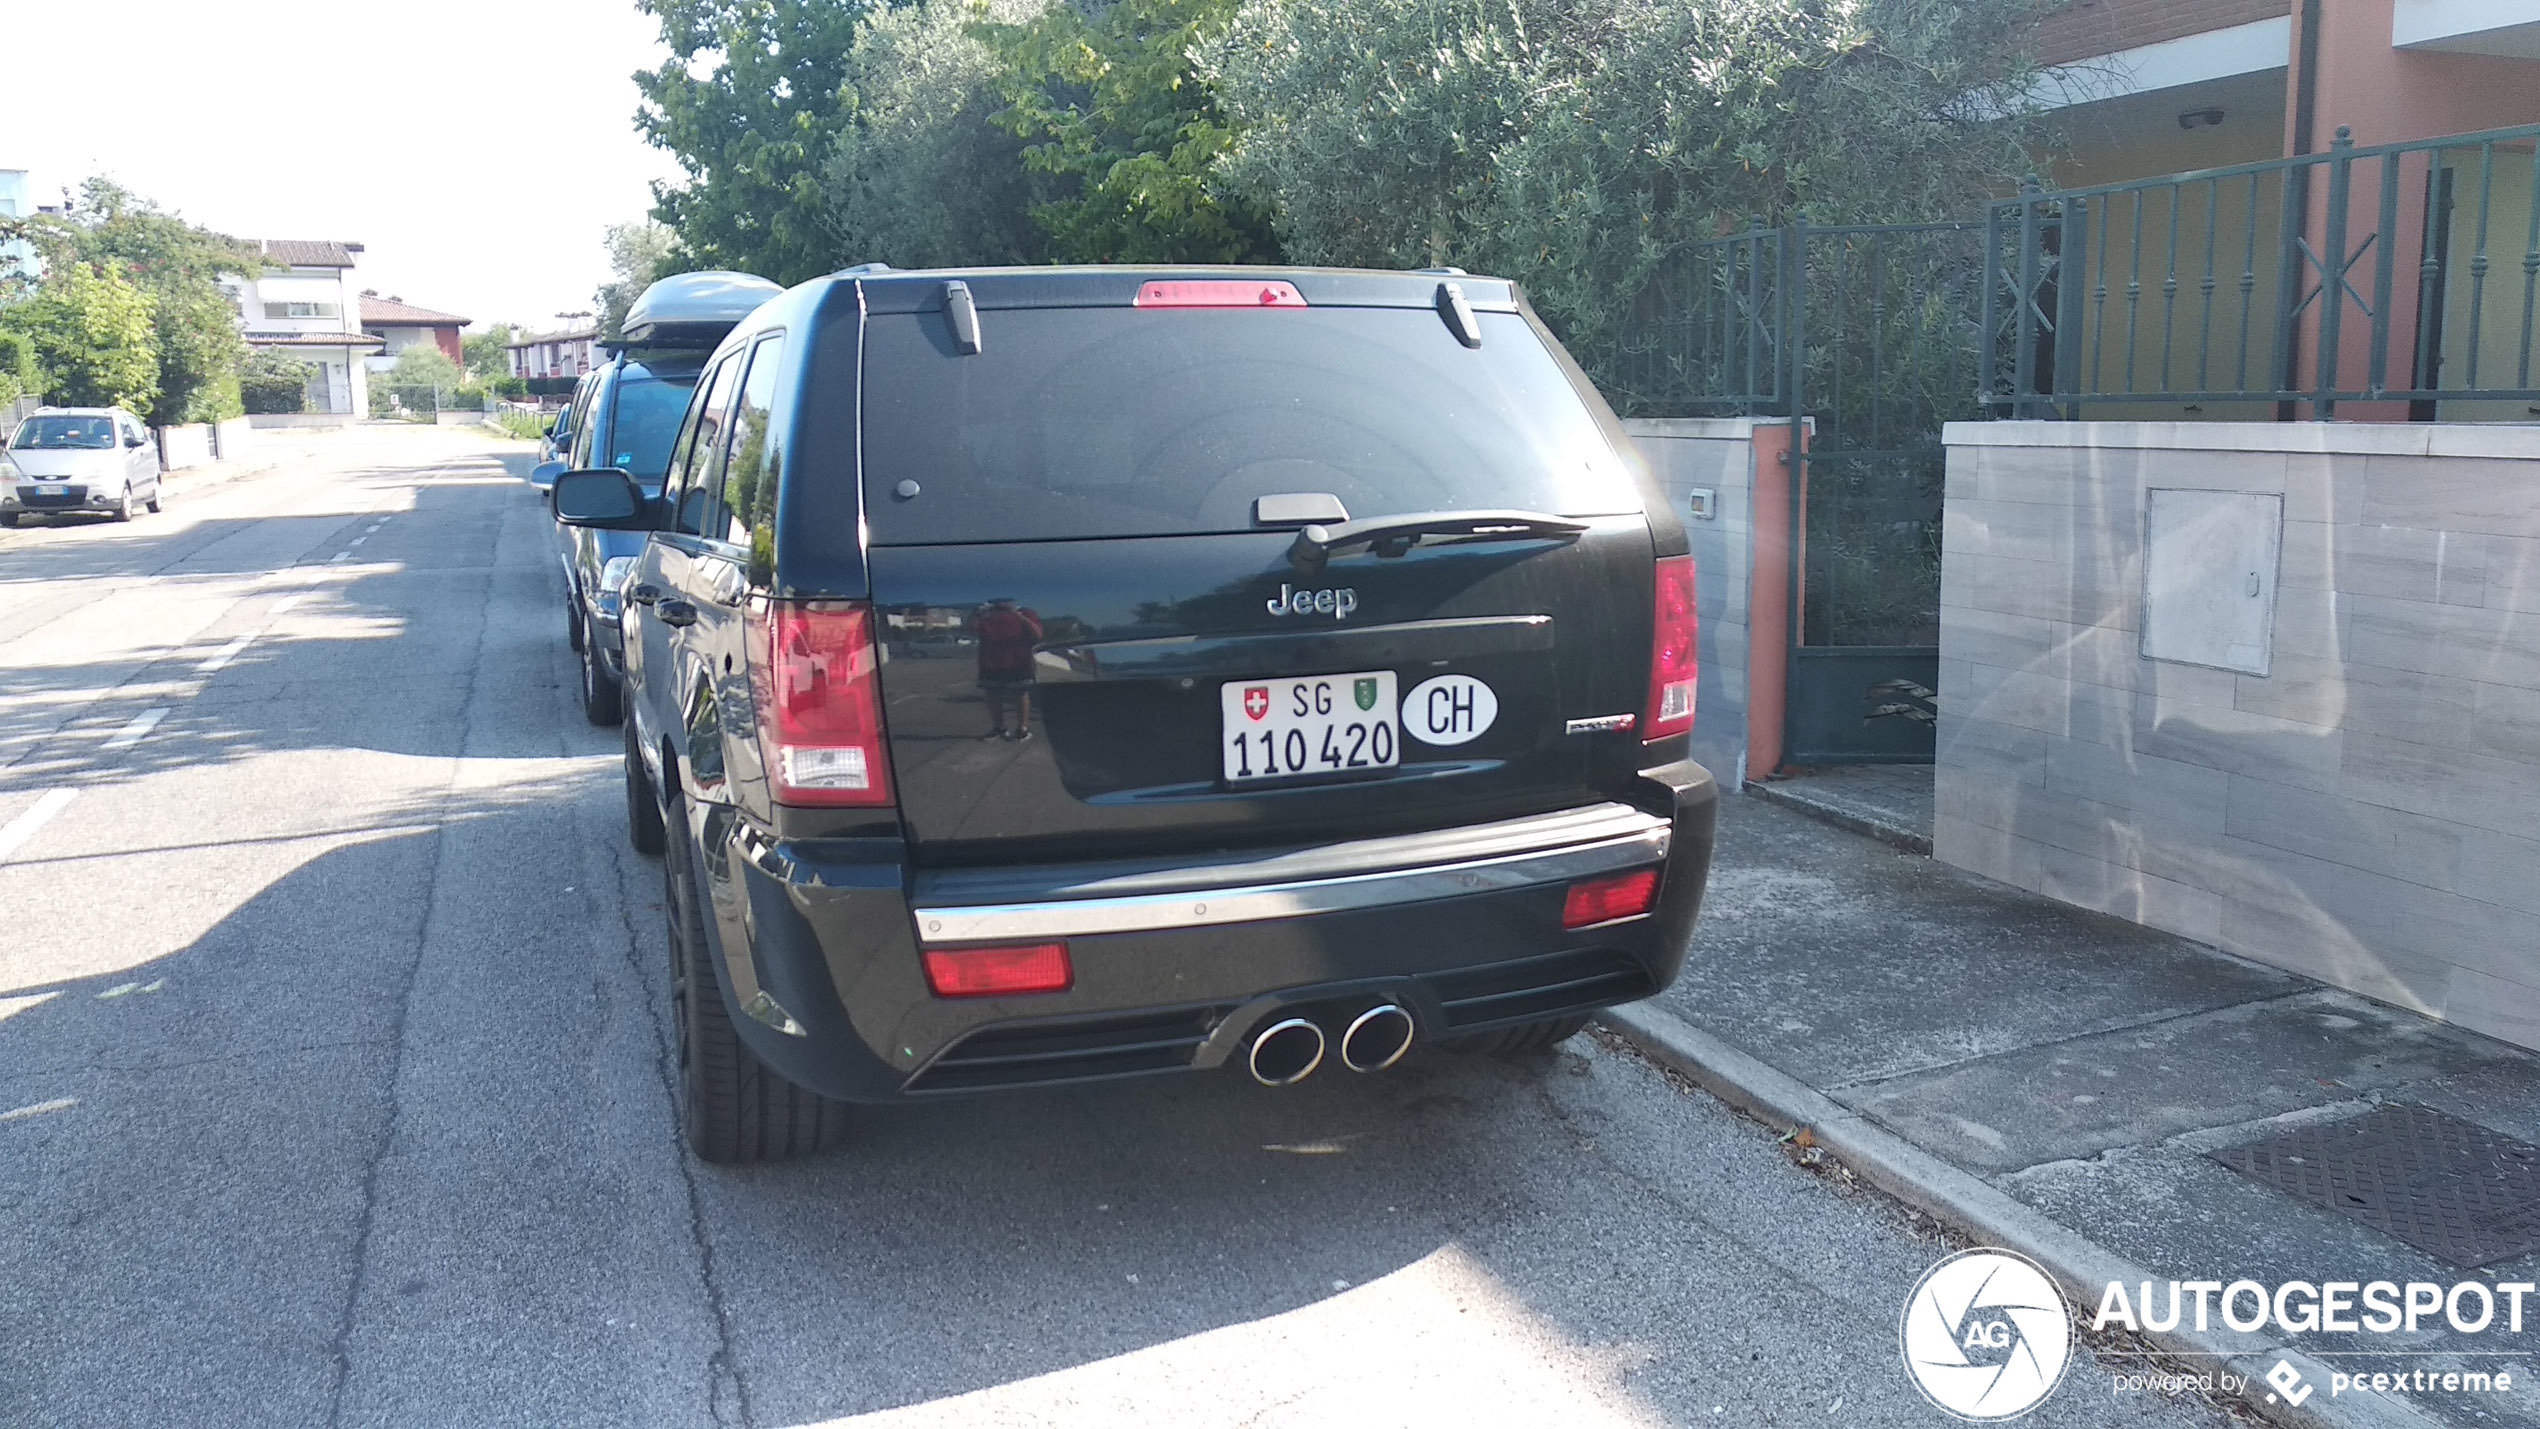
[2211,1104,2540,1269]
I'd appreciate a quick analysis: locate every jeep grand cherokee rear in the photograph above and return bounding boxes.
[561,267,1718,1162]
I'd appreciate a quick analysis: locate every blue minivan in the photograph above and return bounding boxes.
[537,273,781,722]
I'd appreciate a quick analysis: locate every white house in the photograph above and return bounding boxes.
[224,240,381,415]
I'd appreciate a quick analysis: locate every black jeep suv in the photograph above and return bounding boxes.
[554,266,1718,1162]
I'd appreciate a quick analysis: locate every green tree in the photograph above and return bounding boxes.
[383,343,464,390]
[461,323,518,381]
[20,179,255,424]
[820,0,1057,269]
[978,0,1278,263]
[239,349,312,414]
[13,262,159,413]
[633,0,873,283]
[0,329,35,407]
[1210,0,2049,378]
[594,221,681,341]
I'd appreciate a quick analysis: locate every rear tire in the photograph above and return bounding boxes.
[664,790,848,1163]
[625,719,665,856]
[581,638,623,726]
[0,513,16,528]
[1440,1012,1593,1057]
[145,486,162,514]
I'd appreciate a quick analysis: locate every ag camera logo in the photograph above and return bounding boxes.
[1901,1249,2073,1421]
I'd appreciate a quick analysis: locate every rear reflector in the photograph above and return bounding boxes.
[1562,869,1661,929]
[1133,280,1306,309]
[923,942,1073,998]
[1644,555,1698,742]
[749,601,894,807]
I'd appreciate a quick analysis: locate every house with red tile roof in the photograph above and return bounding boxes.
[359,294,470,372]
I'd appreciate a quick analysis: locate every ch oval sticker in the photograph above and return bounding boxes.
[1404,674,1497,746]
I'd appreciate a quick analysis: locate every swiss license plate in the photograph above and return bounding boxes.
[35,485,66,497]
[1221,671,1399,784]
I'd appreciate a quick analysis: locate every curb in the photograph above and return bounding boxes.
[1743,778,1933,855]
[1598,1000,2451,1429]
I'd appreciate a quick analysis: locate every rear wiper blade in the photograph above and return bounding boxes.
[1289,509,1590,574]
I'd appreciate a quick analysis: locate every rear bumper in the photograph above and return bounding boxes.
[685,761,1718,1102]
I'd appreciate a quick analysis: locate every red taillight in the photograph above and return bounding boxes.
[749,601,893,807]
[922,942,1072,998]
[1132,280,1306,308]
[1563,869,1661,929]
[1644,555,1698,742]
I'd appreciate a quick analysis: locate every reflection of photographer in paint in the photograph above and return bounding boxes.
[975,598,1043,742]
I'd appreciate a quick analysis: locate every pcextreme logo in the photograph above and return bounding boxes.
[1900,1249,2074,1421]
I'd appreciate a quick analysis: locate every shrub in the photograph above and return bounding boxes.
[239,350,311,414]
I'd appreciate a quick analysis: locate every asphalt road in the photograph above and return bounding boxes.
[0,428,2233,1428]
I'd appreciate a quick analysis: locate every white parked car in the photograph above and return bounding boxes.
[1,407,164,526]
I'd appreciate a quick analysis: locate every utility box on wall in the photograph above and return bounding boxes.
[2140,488,2282,677]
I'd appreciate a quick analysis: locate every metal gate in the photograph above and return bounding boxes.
[1605,216,1993,764]
[1779,218,1988,763]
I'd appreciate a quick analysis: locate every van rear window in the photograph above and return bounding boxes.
[857,307,1639,545]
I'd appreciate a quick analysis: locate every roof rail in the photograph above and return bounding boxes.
[1413,266,1468,276]
[833,262,894,277]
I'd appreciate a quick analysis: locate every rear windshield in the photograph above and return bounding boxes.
[859,307,1640,544]
[606,374,698,484]
[13,416,118,451]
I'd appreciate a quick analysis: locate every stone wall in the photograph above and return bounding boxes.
[1935,421,2540,1052]
[154,424,215,471]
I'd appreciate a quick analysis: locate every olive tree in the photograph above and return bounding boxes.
[1209,0,2050,376]
[819,0,1057,270]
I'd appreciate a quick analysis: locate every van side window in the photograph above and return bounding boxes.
[722,333,785,571]
[677,357,744,538]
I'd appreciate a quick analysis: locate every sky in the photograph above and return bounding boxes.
[7,0,683,334]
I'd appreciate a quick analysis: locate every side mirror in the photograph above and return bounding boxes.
[544,419,559,436]
[553,468,651,528]
[530,459,568,488]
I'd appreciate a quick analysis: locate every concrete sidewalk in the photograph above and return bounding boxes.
[1607,793,2540,1429]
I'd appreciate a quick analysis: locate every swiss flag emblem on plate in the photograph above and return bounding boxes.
[1242,686,1270,720]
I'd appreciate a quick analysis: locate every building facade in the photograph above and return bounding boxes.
[225,240,381,416]
[505,325,602,381]
[0,169,39,287]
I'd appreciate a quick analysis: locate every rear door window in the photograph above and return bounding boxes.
[721,333,785,556]
[667,357,742,538]
[857,307,1640,545]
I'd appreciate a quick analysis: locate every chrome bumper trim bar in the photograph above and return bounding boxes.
[912,816,1670,945]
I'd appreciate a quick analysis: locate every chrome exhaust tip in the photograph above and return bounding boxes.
[1339,1003,1415,1073]
[1247,1016,1326,1087]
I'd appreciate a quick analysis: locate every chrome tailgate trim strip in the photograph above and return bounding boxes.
[912,821,1668,945]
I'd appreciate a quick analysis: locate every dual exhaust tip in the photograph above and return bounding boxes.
[1247,1004,1415,1086]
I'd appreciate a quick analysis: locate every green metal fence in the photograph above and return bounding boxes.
[1986,121,2540,420]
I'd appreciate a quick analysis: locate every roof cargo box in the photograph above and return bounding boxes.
[622,271,783,347]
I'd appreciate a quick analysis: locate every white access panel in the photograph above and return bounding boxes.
[2140,488,2282,676]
